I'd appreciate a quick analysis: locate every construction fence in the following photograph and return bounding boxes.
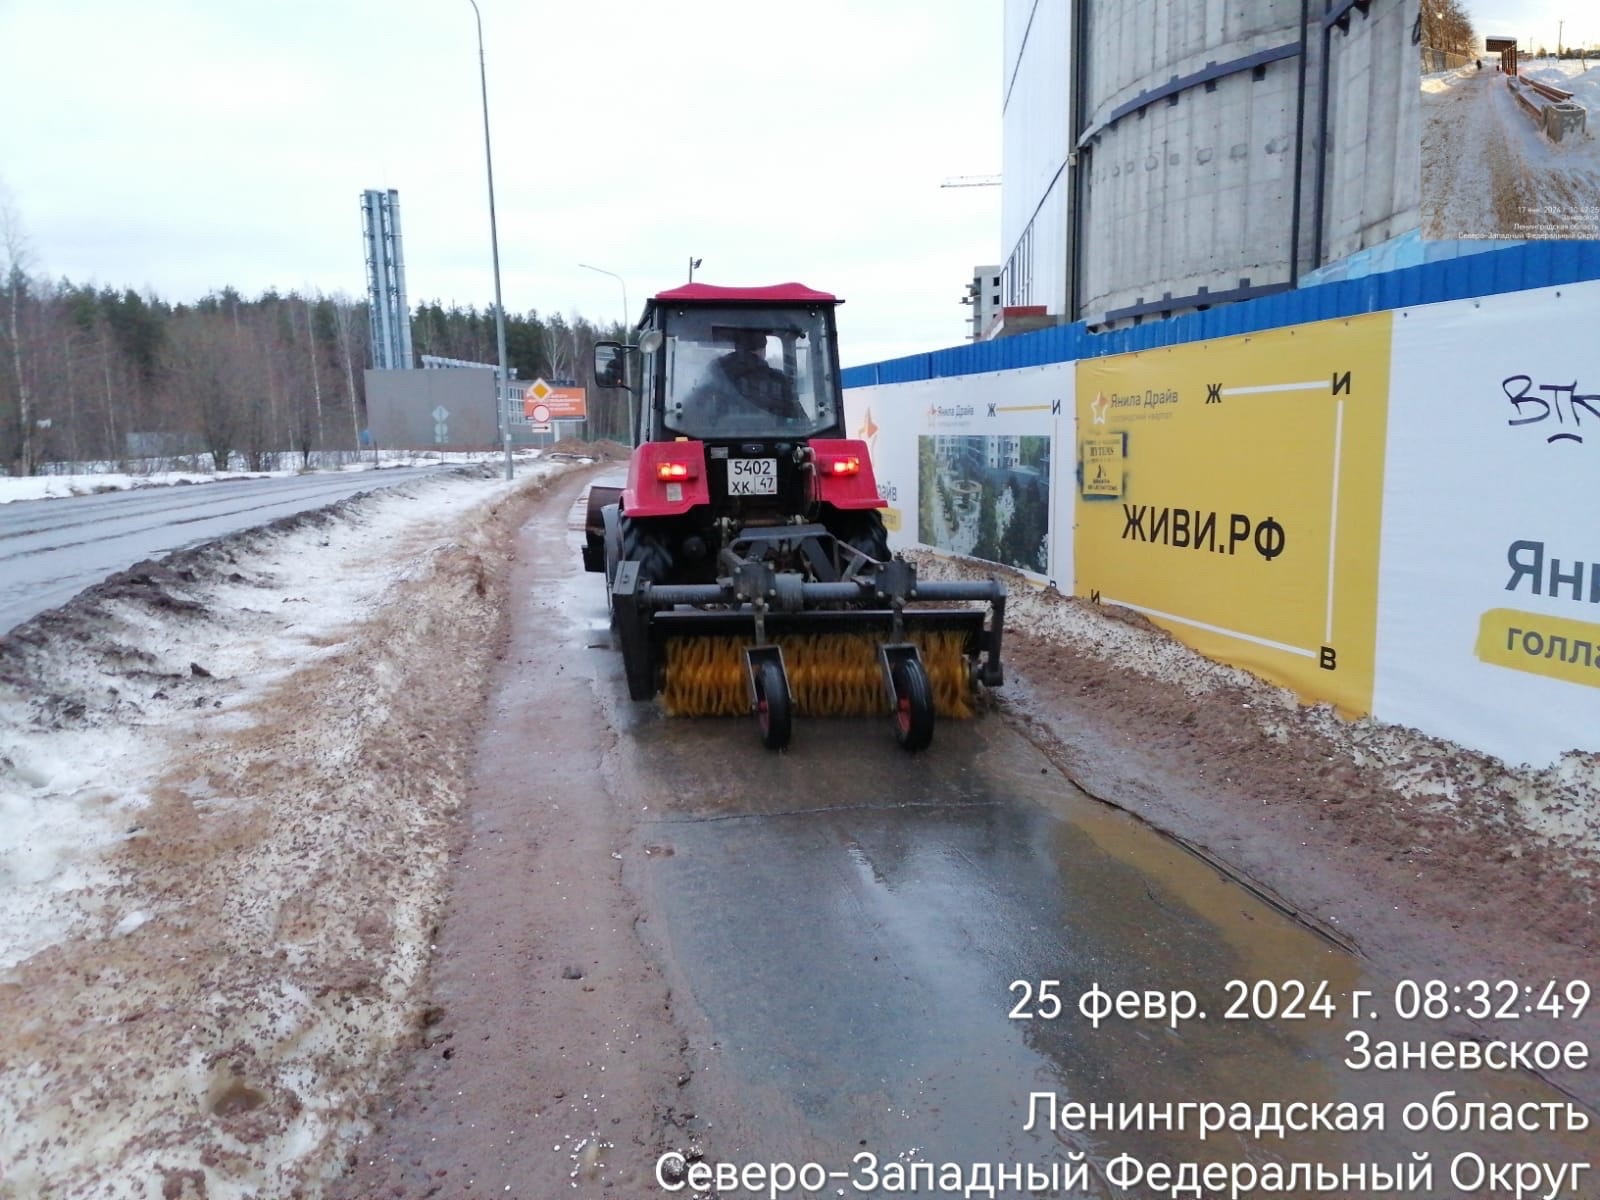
[1420,45,1476,72]
[843,278,1600,769]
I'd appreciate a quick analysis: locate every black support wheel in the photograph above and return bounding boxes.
[890,658,935,752]
[754,659,793,751]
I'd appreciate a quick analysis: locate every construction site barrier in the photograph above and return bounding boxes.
[843,279,1600,768]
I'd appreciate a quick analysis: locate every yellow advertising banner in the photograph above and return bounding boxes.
[1475,609,1600,691]
[1074,314,1393,715]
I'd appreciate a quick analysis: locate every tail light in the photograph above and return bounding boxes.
[824,455,860,476]
[656,461,698,481]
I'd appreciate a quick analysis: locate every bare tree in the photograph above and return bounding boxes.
[1,183,36,474]
[1421,0,1477,55]
[302,295,324,461]
[166,313,241,470]
[329,293,367,454]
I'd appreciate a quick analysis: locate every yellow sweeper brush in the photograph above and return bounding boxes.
[611,551,1005,752]
[662,629,975,719]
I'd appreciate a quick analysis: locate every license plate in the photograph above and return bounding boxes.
[727,457,777,496]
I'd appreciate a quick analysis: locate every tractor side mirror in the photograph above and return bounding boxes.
[593,341,626,388]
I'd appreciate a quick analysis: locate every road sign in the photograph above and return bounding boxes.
[530,422,552,433]
[530,402,551,424]
[525,378,587,420]
[432,405,450,422]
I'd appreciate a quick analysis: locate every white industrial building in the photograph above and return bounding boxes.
[998,0,1419,330]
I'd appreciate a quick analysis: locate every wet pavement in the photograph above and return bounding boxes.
[557,492,1598,1192]
[612,722,1595,1189]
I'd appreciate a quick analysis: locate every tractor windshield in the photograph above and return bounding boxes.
[660,307,837,440]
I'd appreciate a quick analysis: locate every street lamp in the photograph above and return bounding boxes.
[688,256,702,281]
[579,263,631,444]
[578,263,629,342]
[468,0,513,480]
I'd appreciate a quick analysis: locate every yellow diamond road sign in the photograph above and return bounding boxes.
[529,378,552,402]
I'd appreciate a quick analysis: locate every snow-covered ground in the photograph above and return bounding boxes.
[0,452,524,505]
[1421,63,1600,240]
[0,461,578,1198]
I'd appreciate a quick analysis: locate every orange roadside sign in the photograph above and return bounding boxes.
[525,377,587,420]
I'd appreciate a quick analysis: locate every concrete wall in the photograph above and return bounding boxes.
[1318,0,1419,265]
[1078,63,1300,320]
[1001,0,1072,314]
[1000,0,1422,328]
[364,369,498,452]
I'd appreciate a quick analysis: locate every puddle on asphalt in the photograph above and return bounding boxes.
[628,716,1598,1193]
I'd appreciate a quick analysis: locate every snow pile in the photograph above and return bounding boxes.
[0,450,559,506]
[0,461,576,1198]
[0,471,269,504]
[1524,59,1600,118]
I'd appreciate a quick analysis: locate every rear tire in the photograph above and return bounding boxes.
[890,658,935,752]
[619,514,674,584]
[835,508,889,562]
[755,659,793,751]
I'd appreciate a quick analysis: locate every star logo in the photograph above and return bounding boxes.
[1090,392,1110,424]
[857,407,879,446]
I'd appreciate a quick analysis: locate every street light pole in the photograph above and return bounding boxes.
[577,263,629,344]
[468,0,513,480]
[578,262,630,443]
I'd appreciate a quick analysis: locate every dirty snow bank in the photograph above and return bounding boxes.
[0,461,577,1199]
[912,550,1600,863]
[0,451,549,505]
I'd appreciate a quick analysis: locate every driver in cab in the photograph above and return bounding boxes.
[690,328,805,424]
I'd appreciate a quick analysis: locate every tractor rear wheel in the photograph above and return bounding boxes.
[835,508,889,562]
[619,515,674,584]
[755,659,793,750]
[890,658,935,752]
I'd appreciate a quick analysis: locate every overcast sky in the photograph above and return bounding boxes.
[0,1,1000,367]
[1467,0,1599,49]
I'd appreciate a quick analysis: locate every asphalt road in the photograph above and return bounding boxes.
[0,468,441,635]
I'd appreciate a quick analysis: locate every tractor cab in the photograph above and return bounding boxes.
[594,282,846,446]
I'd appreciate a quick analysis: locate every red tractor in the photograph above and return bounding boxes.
[582,282,1004,751]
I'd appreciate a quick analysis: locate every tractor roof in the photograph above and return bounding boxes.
[649,282,840,306]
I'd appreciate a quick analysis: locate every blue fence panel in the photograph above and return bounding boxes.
[841,243,1600,388]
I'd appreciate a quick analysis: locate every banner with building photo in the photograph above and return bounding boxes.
[1073,315,1393,716]
[848,366,1069,581]
[1376,281,1600,767]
